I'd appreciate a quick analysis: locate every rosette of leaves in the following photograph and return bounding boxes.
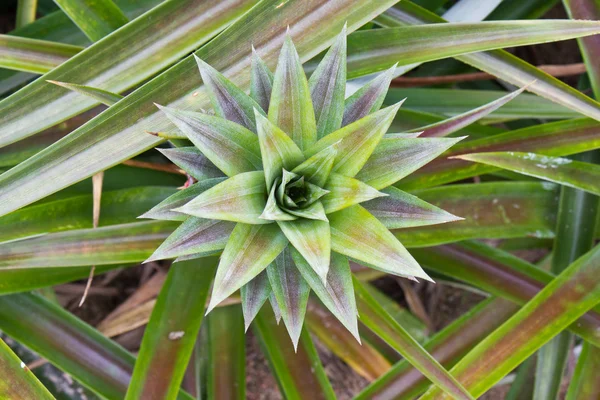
[143,27,462,348]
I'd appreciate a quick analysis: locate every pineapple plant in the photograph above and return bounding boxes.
[142,28,462,348]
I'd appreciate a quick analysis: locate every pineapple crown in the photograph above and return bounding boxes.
[142,26,462,349]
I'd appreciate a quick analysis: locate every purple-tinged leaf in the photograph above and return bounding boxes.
[267,246,311,350]
[309,26,347,139]
[255,111,305,191]
[207,223,287,312]
[125,258,217,400]
[139,178,225,221]
[357,136,463,190]
[174,171,268,225]
[354,278,475,400]
[253,307,336,400]
[305,102,402,177]
[306,299,388,381]
[417,85,528,137]
[292,249,360,341]
[270,291,282,324]
[268,32,317,150]
[329,205,431,281]
[364,186,462,229]
[455,151,600,195]
[205,304,245,399]
[343,65,396,126]
[399,118,600,190]
[157,147,224,181]
[146,218,234,262]
[321,172,386,213]
[250,47,274,113]
[356,297,519,400]
[278,218,330,284]
[241,270,271,331]
[195,55,265,132]
[420,243,600,399]
[158,106,262,176]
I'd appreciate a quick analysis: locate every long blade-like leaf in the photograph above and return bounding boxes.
[354,278,474,400]
[0,35,82,73]
[0,0,399,218]
[378,1,600,122]
[420,243,600,399]
[455,151,600,195]
[54,0,129,42]
[0,0,257,148]
[126,258,217,399]
[566,342,600,399]
[205,304,245,399]
[253,307,336,400]
[0,337,54,399]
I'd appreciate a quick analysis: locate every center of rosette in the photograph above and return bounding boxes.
[260,169,329,222]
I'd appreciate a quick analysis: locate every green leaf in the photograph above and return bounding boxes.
[387,87,577,121]
[456,152,600,195]
[0,0,256,147]
[159,106,262,176]
[268,32,317,150]
[146,218,234,261]
[255,111,305,191]
[0,0,400,218]
[417,86,529,137]
[0,186,175,242]
[420,243,600,399]
[283,200,328,222]
[411,241,600,346]
[309,25,347,139]
[0,35,82,73]
[157,147,224,181]
[0,337,54,399]
[278,219,330,284]
[566,342,600,400]
[267,246,311,349]
[305,299,388,381]
[291,145,337,188]
[305,103,402,177]
[240,270,271,331]
[329,205,430,281]
[205,304,245,400]
[207,223,287,312]
[261,183,298,221]
[195,55,265,132]
[250,47,274,112]
[321,172,385,213]
[399,118,600,190]
[15,0,37,28]
[363,186,462,229]
[354,278,475,400]
[174,171,268,225]
[139,179,224,222]
[253,307,336,400]
[356,297,519,400]
[377,2,600,123]
[292,249,360,341]
[126,257,217,400]
[343,65,396,126]
[0,221,176,269]
[0,293,134,399]
[357,136,463,190]
[54,0,129,42]
[47,80,123,105]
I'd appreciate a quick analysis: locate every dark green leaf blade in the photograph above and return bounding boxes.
[54,0,129,42]
[125,257,217,400]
